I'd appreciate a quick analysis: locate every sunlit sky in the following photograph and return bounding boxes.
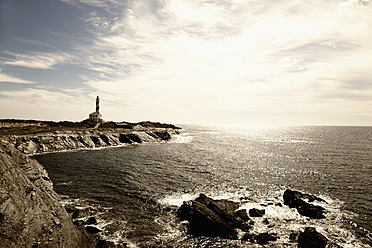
[1,0,371,125]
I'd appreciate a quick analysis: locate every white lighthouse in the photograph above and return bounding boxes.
[89,96,103,122]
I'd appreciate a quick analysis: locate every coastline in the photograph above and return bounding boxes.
[0,119,181,247]
[3,128,179,156]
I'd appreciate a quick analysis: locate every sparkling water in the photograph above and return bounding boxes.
[34,125,372,247]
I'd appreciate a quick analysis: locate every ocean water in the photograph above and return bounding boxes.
[34,125,372,247]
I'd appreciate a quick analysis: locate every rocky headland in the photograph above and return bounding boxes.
[0,119,180,155]
[0,119,180,247]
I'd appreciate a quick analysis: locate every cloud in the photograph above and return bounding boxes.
[0,71,34,84]
[2,51,73,69]
[2,0,371,124]
[0,87,95,121]
[64,0,370,124]
[339,0,371,8]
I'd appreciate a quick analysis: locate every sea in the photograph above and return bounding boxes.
[33,125,372,247]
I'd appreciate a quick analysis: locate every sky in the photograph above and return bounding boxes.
[0,0,371,125]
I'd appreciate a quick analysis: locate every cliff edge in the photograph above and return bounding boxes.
[0,141,93,247]
[0,120,180,155]
[0,119,180,247]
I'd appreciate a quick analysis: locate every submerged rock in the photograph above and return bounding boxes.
[249,208,265,217]
[297,203,326,219]
[298,227,328,248]
[242,232,278,245]
[177,194,252,239]
[283,189,326,219]
[255,232,279,245]
[87,217,97,225]
[242,233,255,242]
[86,226,101,234]
[235,209,250,221]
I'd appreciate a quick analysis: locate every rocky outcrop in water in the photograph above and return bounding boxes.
[0,141,93,247]
[298,227,328,248]
[249,208,265,217]
[177,193,252,239]
[283,189,326,219]
[177,190,333,246]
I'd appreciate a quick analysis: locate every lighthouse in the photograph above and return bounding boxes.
[96,96,100,113]
[88,96,103,122]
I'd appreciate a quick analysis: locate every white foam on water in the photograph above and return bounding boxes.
[94,217,139,247]
[170,133,193,144]
[157,193,199,206]
[156,189,370,247]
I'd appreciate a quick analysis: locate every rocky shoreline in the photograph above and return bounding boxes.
[0,119,180,248]
[0,120,365,247]
[0,119,180,155]
[3,128,178,155]
[177,191,338,247]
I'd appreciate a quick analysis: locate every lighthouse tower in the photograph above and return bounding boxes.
[89,96,103,122]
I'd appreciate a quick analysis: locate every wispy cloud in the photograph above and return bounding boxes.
[3,51,73,69]
[64,0,370,124]
[0,71,34,84]
[1,0,371,124]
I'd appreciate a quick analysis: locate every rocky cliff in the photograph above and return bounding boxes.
[0,119,180,247]
[0,141,93,247]
[2,128,178,155]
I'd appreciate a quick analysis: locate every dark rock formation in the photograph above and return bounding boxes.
[86,226,101,234]
[297,204,326,219]
[283,189,326,219]
[177,194,252,239]
[152,131,171,140]
[97,239,124,248]
[65,205,80,219]
[255,232,278,245]
[249,208,265,217]
[242,233,255,242]
[235,209,250,221]
[87,217,97,225]
[242,232,278,245]
[0,141,92,247]
[289,230,300,242]
[298,227,328,248]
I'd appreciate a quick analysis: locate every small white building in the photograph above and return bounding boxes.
[89,96,103,122]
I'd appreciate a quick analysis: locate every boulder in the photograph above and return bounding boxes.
[284,189,326,207]
[87,216,97,225]
[255,232,278,245]
[289,231,300,242]
[283,189,326,219]
[96,239,123,248]
[242,233,255,242]
[65,205,80,219]
[249,208,265,217]
[298,227,328,248]
[235,209,250,221]
[153,131,171,140]
[86,225,101,234]
[177,194,252,239]
[297,204,326,219]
